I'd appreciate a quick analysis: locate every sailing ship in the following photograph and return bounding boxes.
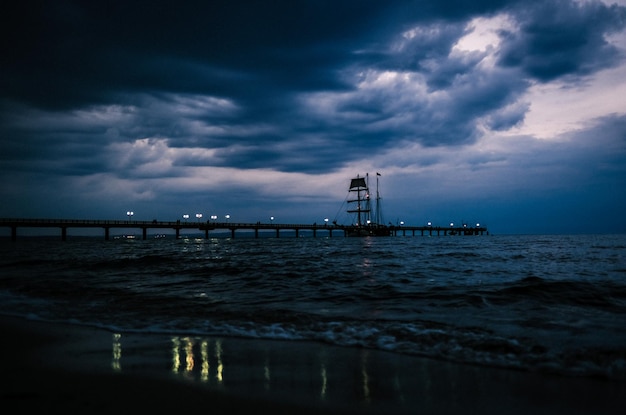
[343,173,391,237]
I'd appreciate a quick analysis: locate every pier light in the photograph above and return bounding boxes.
[450,222,454,227]
[225,214,230,223]
[427,221,432,227]
[211,215,217,222]
[182,214,189,222]
[270,216,274,224]
[476,223,480,227]
[195,213,203,221]
[126,211,134,221]
[400,221,404,226]
[324,218,329,226]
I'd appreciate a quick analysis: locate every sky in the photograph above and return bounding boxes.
[1,0,626,235]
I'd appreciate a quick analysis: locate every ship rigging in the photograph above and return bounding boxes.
[343,173,390,237]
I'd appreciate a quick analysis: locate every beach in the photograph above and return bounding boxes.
[1,315,348,414]
[2,315,625,415]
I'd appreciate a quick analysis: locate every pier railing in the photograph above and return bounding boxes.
[0,218,488,241]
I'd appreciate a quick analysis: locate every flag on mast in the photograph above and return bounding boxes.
[376,172,381,176]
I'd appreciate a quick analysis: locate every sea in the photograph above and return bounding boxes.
[1,233,625,382]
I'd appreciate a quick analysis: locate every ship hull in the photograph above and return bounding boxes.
[344,226,391,237]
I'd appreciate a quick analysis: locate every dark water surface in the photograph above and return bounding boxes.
[1,234,625,380]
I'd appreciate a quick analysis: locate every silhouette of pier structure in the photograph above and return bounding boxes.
[1,218,488,241]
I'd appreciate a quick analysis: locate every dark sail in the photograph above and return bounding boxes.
[350,177,367,189]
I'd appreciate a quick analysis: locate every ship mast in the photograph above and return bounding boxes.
[375,173,381,225]
[347,174,371,226]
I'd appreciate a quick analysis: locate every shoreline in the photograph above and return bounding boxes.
[2,315,625,414]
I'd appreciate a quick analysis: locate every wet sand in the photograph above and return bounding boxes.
[1,315,624,414]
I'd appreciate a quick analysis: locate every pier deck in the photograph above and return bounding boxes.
[1,218,488,241]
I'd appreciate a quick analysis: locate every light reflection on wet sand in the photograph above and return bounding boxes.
[101,331,626,414]
[5,316,626,415]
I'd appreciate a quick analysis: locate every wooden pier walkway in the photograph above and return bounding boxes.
[0,218,488,241]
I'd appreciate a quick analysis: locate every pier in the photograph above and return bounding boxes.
[0,218,488,241]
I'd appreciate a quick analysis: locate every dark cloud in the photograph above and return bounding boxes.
[485,101,529,131]
[498,0,626,81]
[2,0,394,110]
[2,1,623,143]
[1,1,512,110]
